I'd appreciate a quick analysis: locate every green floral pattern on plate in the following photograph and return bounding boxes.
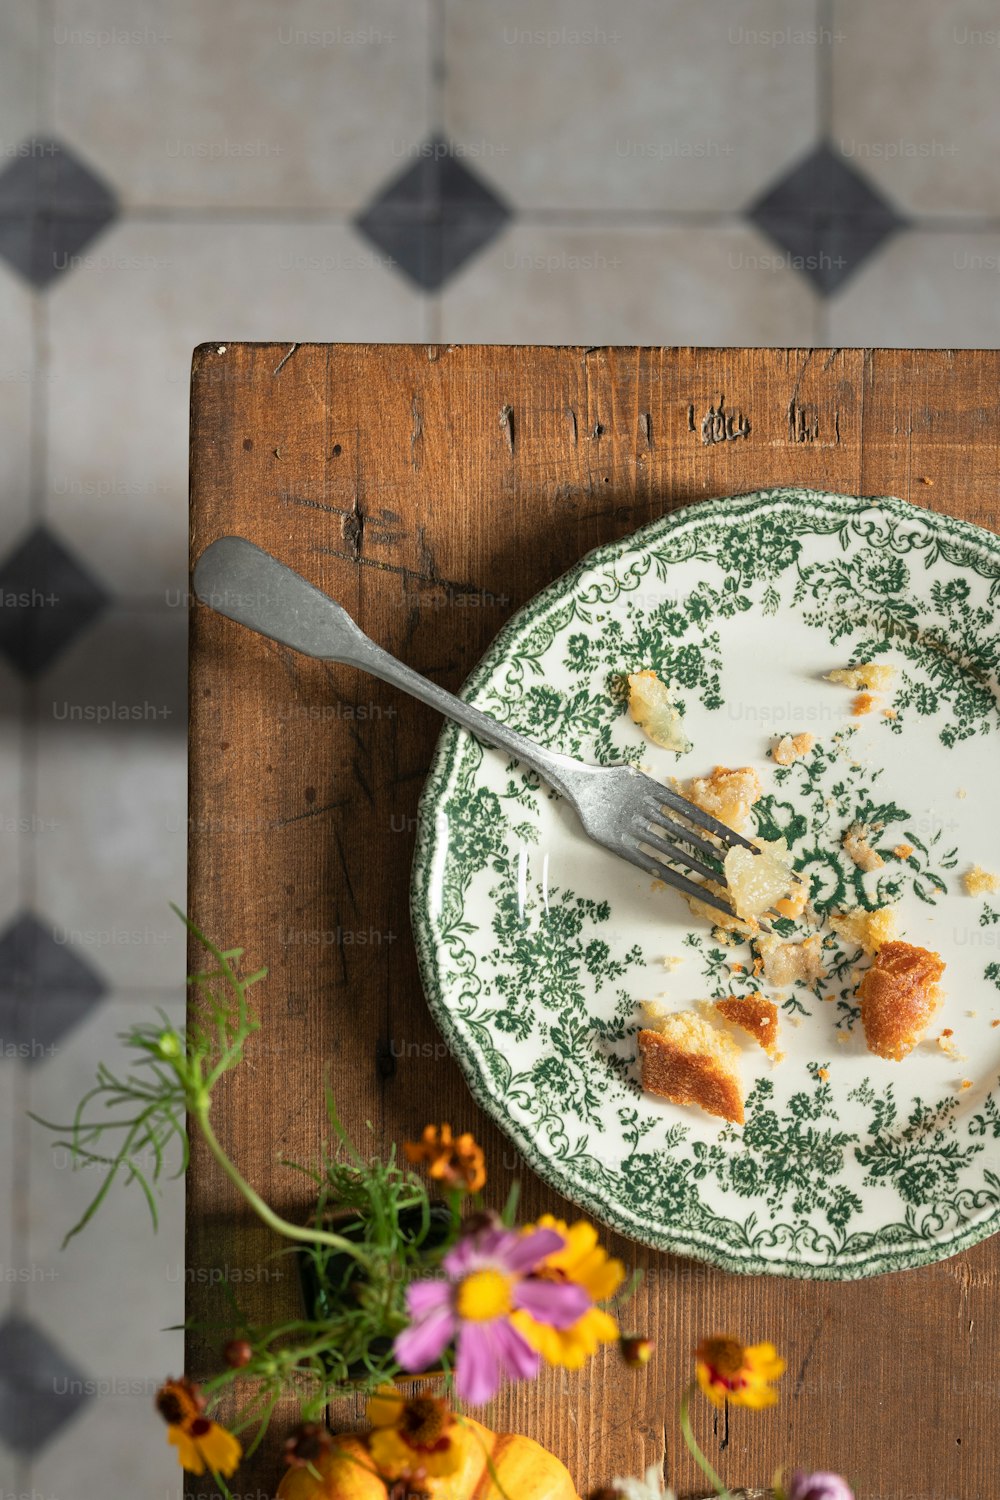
[411,491,1000,1278]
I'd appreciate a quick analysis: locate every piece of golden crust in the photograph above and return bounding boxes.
[858,941,946,1061]
[830,907,898,956]
[682,765,762,834]
[963,865,999,896]
[715,995,780,1058]
[638,1013,744,1125]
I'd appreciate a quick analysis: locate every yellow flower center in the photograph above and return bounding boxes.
[455,1268,514,1321]
[698,1336,748,1388]
[400,1396,450,1449]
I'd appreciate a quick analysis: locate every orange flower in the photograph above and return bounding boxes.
[156,1378,242,1478]
[366,1385,461,1480]
[404,1124,486,1193]
[695,1336,785,1410]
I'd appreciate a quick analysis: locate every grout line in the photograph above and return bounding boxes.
[430,0,446,139]
[818,0,834,141]
[72,203,1000,234]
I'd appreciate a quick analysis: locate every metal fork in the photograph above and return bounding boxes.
[193,536,760,924]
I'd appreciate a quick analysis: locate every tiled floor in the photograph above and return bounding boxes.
[3,3,1000,1496]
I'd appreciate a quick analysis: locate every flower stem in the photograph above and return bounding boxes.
[679,1381,731,1500]
[193,1106,374,1266]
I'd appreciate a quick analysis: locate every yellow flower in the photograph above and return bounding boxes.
[156,1378,242,1478]
[510,1214,625,1370]
[366,1385,461,1480]
[695,1336,785,1409]
[404,1124,486,1193]
[167,1419,242,1477]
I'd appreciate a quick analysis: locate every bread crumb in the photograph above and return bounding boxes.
[660,955,684,971]
[817,1067,829,1081]
[756,932,825,988]
[683,765,762,833]
[852,692,876,716]
[836,1032,850,1045]
[843,822,885,872]
[992,1019,1000,1029]
[830,906,898,955]
[963,865,999,896]
[957,788,968,799]
[961,1079,973,1090]
[827,663,895,692]
[638,1011,744,1124]
[772,732,815,767]
[883,708,898,720]
[893,843,914,861]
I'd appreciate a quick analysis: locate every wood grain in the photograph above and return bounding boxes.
[188,345,1000,1500]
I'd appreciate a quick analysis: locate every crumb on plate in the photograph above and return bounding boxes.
[963,865,999,896]
[772,732,815,767]
[843,821,885,872]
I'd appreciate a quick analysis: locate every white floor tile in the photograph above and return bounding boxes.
[25,997,186,1381]
[0,1061,17,1280]
[833,0,1000,216]
[0,661,25,929]
[51,0,430,210]
[828,230,1000,347]
[45,218,425,598]
[0,0,42,161]
[34,646,188,991]
[441,222,820,345]
[31,1394,182,1500]
[444,0,820,212]
[0,270,37,558]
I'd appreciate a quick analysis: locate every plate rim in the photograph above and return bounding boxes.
[410,488,1000,1279]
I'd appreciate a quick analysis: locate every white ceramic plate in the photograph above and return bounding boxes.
[411,490,1000,1278]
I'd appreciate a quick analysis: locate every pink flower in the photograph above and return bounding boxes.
[394,1224,590,1404]
[785,1472,855,1500]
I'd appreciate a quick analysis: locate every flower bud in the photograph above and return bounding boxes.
[222,1338,253,1368]
[619,1335,654,1367]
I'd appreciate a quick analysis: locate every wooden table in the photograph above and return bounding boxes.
[187,345,999,1500]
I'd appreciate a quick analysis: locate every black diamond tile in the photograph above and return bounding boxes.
[0,1313,92,1454]
[355,137,511,291]
[0,912,106,1063]
[0,525,108,677]
[747,143,904,295]
[0,137,118,289]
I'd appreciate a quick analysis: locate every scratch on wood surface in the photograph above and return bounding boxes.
[272,342,298,376]
[591,421,604,439]
[500,403,515,454]
[823,348,842,371]
[639,411,652,448]
[788,399,820,443]
[342,499,364,559]
[351,753,376,809]
[793,1320,824,1398]
[687,403,696,432]
[269,797,349,829]
[410,395,423,471]
[566,406,578,444]
[331,823,358,915]
[946,1258,995,1293]
[700,396,750,445]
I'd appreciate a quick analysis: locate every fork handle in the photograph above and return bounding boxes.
[193,536,591,799]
